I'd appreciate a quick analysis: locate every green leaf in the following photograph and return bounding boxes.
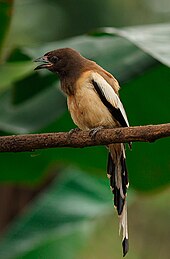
[93,23,170,67]
[0,84,66,133]
[124,23,170,67]
[0,61,34,92]
[0,168,112,259]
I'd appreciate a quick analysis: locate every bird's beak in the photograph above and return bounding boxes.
[34,56,52,70]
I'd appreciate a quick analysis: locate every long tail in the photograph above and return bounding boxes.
[107,143,129,257]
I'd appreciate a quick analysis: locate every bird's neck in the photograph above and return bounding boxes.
[58,66,84,96]
[60,75,76,96]
[59,59,96,96]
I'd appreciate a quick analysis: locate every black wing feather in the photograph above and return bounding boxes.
[92,79,128,127]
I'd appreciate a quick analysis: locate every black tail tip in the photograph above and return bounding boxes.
[122,238,129,257]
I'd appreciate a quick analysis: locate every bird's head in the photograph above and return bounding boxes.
[34,48,87,77]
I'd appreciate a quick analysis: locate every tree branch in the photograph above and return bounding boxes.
[0,123,170,153]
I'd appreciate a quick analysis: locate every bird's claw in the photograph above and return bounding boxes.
[69,128,81,136]
[89,126,104,139]
[67,128,81,142]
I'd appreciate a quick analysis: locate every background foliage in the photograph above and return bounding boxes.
[0,0,169,258]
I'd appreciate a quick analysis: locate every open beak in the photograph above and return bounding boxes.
[34,56,52,70]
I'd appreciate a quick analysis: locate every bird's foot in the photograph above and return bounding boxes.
[89,126,104,139]
[67,128,81,142]
[69,128,81,136]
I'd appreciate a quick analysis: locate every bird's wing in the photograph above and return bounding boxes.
[91,72,129,127]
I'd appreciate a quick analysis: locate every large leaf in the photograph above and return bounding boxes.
[99,23,170,67]
[0,82,66,134]
[0,168,113,259]
[0,61,34,92]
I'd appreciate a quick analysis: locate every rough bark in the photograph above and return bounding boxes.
[0,123,169,153]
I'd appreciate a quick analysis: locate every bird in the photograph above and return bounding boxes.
[34,48,130,257]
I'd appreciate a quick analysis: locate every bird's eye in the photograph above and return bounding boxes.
[49,56,59,63]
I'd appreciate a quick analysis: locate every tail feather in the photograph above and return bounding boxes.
[107,144,129,257]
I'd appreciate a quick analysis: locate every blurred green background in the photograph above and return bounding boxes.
[0,0,170,258]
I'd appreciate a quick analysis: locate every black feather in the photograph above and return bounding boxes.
[115,188,125,215]
[107,152,125,215]
[122,238,129,257]
[92,79,128,127]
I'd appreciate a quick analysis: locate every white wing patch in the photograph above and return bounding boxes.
[91,72,129,127]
